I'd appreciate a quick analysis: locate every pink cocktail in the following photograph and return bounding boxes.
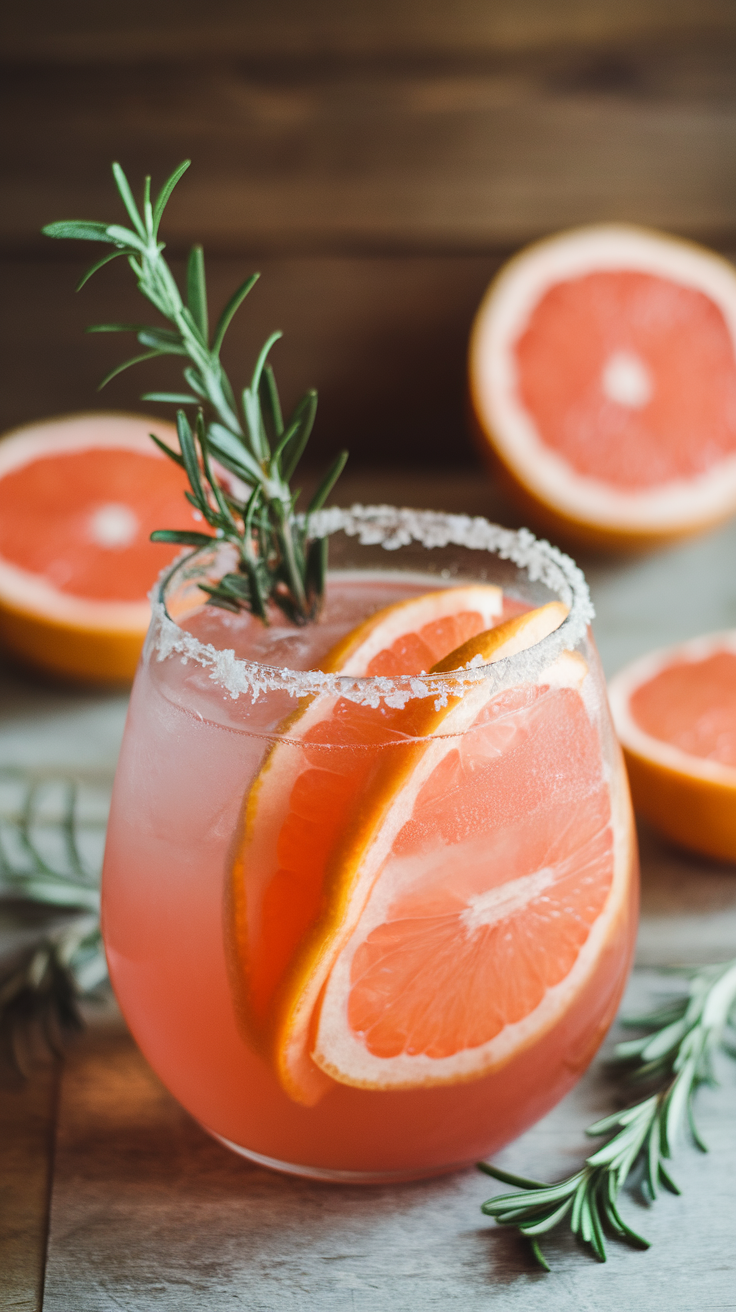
[102,507,638,1181]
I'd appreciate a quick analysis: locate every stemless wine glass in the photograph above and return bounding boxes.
[101,507,638,1182]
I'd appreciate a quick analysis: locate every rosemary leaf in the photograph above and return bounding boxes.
[150,529,215,548]
[97,349,164,391]
[152,159,191,232]
[141,392,201,405]
[280,391,319,482]
[206,423,265,485]
[43,220,112,243]
[259,363,284,447]
[211,273,260,356]
[186,244,209,343]
[136,328,189,353]
[75,249,129,291]
[111,161,147,238]
[307,449,349,515]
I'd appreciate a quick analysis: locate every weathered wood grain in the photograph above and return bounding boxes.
[0,1060,58,1312]
[3,41,736,254]
[3,0,736,63]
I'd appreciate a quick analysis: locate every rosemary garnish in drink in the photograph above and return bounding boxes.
[43,161,347,624]
[479,959,736,1270]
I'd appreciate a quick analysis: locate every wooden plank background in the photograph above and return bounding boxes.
[2,0,736,474]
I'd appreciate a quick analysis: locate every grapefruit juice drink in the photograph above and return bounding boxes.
[102,508,638,1180]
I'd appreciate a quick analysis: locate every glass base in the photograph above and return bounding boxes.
[205,1127,472,1184]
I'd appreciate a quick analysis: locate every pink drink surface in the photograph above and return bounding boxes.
[102,574,637,1178]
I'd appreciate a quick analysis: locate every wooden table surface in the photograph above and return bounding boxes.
[2,468,736,1311]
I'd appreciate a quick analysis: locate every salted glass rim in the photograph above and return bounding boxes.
[151,505,594,706]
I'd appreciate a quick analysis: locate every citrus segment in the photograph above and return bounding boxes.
[0,412,194,682]
[469,224,736,550]
[609,632,736,861]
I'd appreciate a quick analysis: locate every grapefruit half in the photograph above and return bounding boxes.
[469,224,736,551]
[0,412,194,683]
[609,632,736,861]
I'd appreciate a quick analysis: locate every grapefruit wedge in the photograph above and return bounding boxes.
[610,632,736,861]
[0,412,194,682]
[469,224,736,551]
[232,593,632,1107]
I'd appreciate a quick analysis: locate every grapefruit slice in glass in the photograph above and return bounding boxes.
[609,632,736,861]
[233,595,631,1107]
[0,412,194,682]
[469,224,736,551]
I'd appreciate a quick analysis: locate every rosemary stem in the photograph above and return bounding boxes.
[701,960,736,1030]
[275,505,308,616]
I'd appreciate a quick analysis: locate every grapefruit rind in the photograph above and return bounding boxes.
[469,224,736,548]
[0,412,179,682]
[609,632,736,861]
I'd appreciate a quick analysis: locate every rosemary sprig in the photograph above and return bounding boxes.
[0,769,108,1071]
[42,161,347,624]
[479,958,736,1270]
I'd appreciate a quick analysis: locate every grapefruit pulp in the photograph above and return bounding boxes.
[610,632,736,861]
[0,412,194,682]
[469,224,736,551]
